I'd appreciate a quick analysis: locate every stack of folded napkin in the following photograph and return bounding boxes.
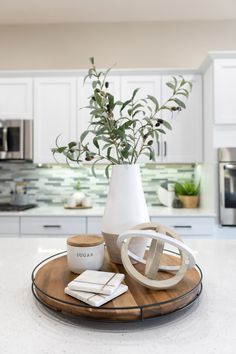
[64,270,128,307]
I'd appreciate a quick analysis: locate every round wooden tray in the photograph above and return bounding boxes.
[32,250,202,322]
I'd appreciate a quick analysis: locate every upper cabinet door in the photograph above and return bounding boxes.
[0,78,33,119]
[214,59,236,124]
[77,75,121,162]
[121,75,162,163]
[34,77,76,164]
[161,74,203,163]
[121,75,161,101]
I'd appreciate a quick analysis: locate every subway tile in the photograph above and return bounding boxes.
[0,163,196,207]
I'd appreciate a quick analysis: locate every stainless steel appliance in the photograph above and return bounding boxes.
[0,119,33,160]
[219,148,236,225]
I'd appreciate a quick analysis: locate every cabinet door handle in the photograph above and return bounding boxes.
[224,164,236,170]
[157,141,160,156]
[43,225,61,228]
[172,225,192,229]
[3,127,8,151]
[164,141,167,156]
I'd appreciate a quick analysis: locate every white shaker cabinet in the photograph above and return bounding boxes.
[150,216,214,236]
[31,71,202,165]
[0,216,20,236]
[0,78,33,119]
[214,59,236,124]
[34,77,77,164]
[161,74,203,163]
[120,75,161,101]
[20,216,86,236]
[203,56,236,150]
[120,74,202,163]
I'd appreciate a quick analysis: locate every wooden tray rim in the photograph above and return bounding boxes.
[32,282,203,323]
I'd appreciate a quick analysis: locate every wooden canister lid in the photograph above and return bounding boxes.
[67,235,104,247]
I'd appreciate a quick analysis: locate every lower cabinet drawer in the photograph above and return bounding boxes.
[150,217,215,235]
[0,216,20,235]
[20,216,86,235]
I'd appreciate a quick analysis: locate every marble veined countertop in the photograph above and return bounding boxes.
[0,205,216,217]
[0,237,235,354]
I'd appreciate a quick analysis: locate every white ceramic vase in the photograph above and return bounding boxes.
[101,164,150,264]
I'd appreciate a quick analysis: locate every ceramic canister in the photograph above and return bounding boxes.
[67,235,105,274]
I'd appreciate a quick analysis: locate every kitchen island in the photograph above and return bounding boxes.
[0,237,235,354]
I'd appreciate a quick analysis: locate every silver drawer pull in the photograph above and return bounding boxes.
[157,141,160,156]
[172,225,192,229]
[164,141,167,156]
[43,225,61,228]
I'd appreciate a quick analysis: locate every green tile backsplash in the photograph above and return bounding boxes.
[0,163,196,207]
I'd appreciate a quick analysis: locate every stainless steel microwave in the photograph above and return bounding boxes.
[0,119,33,161]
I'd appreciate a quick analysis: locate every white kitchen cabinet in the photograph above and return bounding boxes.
[160,74,203,163]
[34,77,77,164]
[76,72,202,164]
[120,75,162,163]
[0,216,20,236]
[87,216,102,234]
[120,75,161,103]
[203,56,236,151]
[20,216,86,236]
[0,70,202,165]
[0,78,33,119]
[0,213,215,238]
[119,74,202,164]
[214,59,236,124]
[150,216,214,236]
[77,75,121,162]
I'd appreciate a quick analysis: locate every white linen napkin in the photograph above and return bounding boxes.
[68,270,125,295]
[65,284,128,307]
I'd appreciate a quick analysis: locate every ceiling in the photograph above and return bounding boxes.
[0,0,235,25]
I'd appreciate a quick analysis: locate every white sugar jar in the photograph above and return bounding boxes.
[67,235,105,274]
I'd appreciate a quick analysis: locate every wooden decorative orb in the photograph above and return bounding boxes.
[117,222,196,290]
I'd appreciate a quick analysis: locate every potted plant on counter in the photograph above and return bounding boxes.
[53,57,192,263]
[175,180,200,208]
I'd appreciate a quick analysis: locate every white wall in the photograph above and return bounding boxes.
[0,20,236,70]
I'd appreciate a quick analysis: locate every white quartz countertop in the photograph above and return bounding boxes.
[0,205,216,217]
[0,237,235,354]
